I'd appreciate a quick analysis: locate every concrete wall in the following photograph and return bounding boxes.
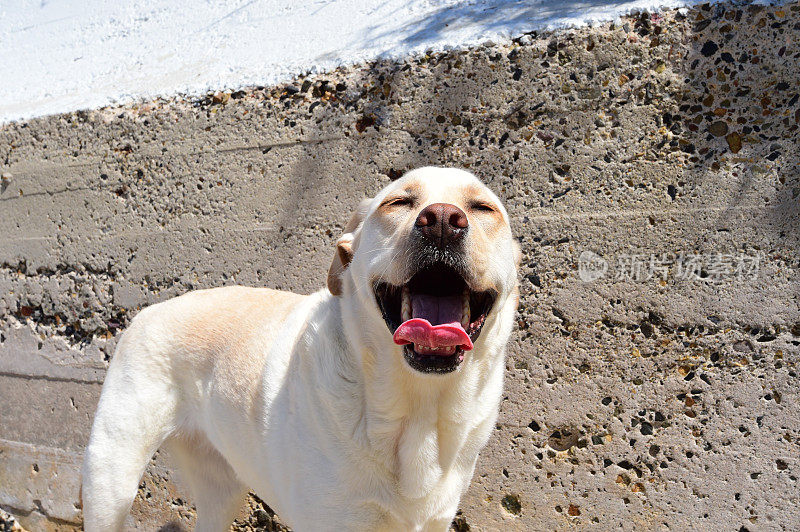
[1,2,799,530]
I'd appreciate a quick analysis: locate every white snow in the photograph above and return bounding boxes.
[0,0,761,124]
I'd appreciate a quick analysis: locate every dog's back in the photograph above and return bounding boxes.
[81,286,306,531]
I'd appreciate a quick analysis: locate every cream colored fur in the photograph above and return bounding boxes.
[81,167,519,531]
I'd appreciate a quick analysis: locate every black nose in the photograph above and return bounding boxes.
[414,203,469,248]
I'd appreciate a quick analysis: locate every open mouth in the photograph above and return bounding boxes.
[373,263,496,374]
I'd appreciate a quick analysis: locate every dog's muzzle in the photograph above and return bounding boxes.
[374,261,496,374]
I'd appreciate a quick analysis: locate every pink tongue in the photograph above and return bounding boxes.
[392,294,473,352]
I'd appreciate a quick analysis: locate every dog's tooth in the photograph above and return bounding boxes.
[402,286,411,322]
[461,289,470,329]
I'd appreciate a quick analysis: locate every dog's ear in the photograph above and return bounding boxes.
[327,198,371,296]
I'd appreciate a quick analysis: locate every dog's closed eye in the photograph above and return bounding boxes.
[468,201,496,213]
[381,196,415,208]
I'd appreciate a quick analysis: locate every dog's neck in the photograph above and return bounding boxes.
[331,291,507,502]
[364,350,503,500]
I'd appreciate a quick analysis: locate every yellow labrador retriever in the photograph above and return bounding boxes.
[82,167,519,531]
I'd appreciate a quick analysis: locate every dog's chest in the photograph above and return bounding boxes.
[339,455,469,531]
[363,414,491,527]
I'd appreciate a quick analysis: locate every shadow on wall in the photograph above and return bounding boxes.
[664,3,799,248]
[342,1,799,248]
[348,0,686,56]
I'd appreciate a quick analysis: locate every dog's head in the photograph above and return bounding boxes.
[329,167,519,374]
